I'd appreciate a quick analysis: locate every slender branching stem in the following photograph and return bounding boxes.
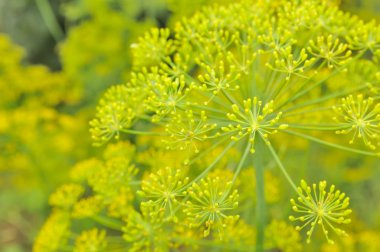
[35,0,64,42]
[266,142,298,192]
[254,137,266,252]
[283,130,379,156]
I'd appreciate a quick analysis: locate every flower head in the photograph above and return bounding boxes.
[346,20,380,52]
[164,110,217,153]
[122,203,169,252]
[307,35,352,69]
[223,97,288,153]
[333,94,380,149]
[33,211,71,252]
[266,47,315,80]
[183,175,239,239]
[265,220,302,252]
[131,28,175,69]
[89,157,137,200]
[139,166,189,217]
[49,183,84,210]
[73,229,108,252]
[289,180,352,244]
[89,85,144,145]
[72,196,103,219]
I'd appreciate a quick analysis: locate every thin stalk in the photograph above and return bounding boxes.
[188,103,227,115]
[120,129,166,136]
[231,141,251,186]
[283,130,379,157]
[286,123,344,131]
[57,245,74,252]
[264,64,281,100]
[281,106,333,118]
[222,89,242,109]
[267,141,318,205]
[254,137,265,252]
[36,0,64,42]
[222,140,251,201]
[187,136,230,165]
[183,140,236,190]
[171,236,251,251]
[93,215,122,230]
[277,51,365,110]
[170,140,236,218]
[282,84,367,113]
[266,142,298,192]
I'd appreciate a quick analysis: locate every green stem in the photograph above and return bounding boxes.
[282,85,367,113]
[120,129,166,136]
[93,215,122,230]
[286,123,344,131]
[254,137,265,252]
[231,142,251,186]
[187,136,230,165]
[188,103,227,115]
[281,106,332,118]
[172,140,236,218]
[220,140,251,202]
[266,142,298,192]
[35,0,64,42]
[57,245,75,252]
[171,236,251,251]
[129,180,141,186]
[283,130,379,157]
[277,51,365,110]
[222,89,242,108]
[181,140,235,192]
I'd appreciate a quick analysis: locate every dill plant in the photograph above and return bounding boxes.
[35,0,380,251]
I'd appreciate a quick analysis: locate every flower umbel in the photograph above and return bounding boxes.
[333,94,380,149]
[289,180,352,244]
[49,183,84,210]
[138,166,189,217]
[122,204,169,252]
[73,229,108,252]
[307,35,352,69]
[164,110,217,153]
[223,97,287,153]
[183,175,239,239]
[89,85,137,145]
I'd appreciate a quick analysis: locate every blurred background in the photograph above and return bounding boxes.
[0,0,379,251]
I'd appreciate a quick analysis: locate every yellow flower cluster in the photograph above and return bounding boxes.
[289,180,352,244]
[29,0,380,251]
[86,0,380,248]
